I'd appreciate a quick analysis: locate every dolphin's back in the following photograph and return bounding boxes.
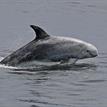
[0,40,49,66]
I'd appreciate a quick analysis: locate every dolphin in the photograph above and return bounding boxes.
[0,25,98,66]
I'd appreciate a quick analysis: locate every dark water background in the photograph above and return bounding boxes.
[0,0,107,107]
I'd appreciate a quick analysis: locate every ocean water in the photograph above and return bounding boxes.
[0,0,107,107]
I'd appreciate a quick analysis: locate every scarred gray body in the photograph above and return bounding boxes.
[0,25,98,66]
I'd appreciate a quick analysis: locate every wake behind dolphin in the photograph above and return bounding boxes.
[0,25,98,66]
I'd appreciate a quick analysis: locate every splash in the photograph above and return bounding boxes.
[0,56,97,72]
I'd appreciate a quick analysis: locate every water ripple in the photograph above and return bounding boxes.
[18,99,71,107]
[80,79,106,84]
[7,63,97,72]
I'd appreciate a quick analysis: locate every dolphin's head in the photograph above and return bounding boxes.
[78,43,98,59]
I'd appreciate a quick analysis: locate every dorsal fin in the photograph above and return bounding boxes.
[30,25,49,40]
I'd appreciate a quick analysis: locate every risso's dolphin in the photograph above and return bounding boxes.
[0,25,98,66]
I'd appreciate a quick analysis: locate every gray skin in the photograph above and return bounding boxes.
[0,25,98,66]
